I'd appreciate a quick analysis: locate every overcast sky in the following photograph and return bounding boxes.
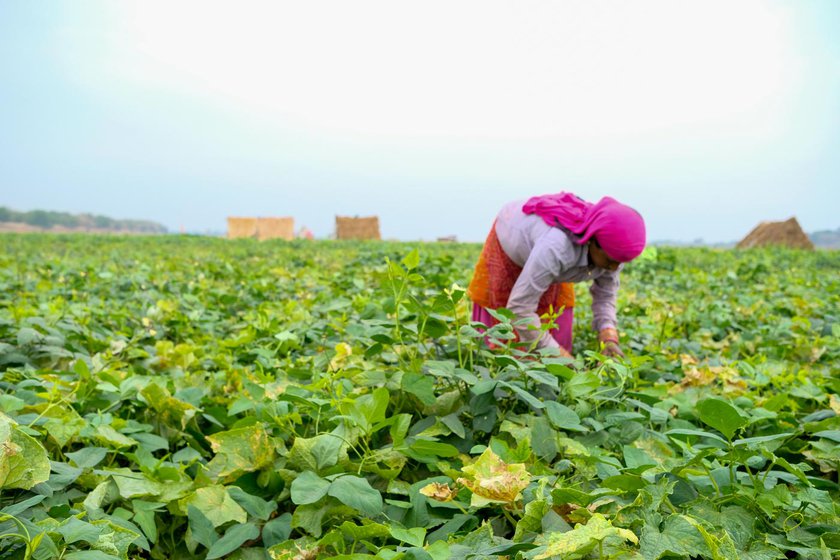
[2,1,838,242]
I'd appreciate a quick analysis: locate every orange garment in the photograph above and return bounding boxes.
[468,224,574,317]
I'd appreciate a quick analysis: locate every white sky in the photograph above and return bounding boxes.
[2,1,838,241]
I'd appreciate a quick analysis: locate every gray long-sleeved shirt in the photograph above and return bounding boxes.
[494,199,621,349]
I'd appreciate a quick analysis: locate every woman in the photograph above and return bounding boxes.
[467,192,646,358]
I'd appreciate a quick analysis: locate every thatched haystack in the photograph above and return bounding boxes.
[227,217,258,239]
[335,216,381,240]
[737,217,814,250]
[227,216,295,240]
[257,217,295,241]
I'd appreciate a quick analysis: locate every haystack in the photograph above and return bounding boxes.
[227,217,258,239]
[335,216,381,240]
[257,217,295,241]
[736,217,814,250]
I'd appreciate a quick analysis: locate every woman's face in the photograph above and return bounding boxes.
[589,240,621,271]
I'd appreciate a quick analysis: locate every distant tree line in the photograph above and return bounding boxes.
[0,207,168,233]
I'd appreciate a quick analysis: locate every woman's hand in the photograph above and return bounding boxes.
[598,328,624,358]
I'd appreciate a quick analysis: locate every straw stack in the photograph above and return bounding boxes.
[736,218,814,250]
[227,217,258,239]
[335,216,381,240]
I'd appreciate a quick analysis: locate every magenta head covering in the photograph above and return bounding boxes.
[522,192,646,262]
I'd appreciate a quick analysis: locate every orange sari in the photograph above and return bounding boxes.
[468,224,575,318]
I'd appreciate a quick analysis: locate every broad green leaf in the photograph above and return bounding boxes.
[287,433,344,472]
[401,249,420,271]
[498,380,545,410]
[665,428,729,446]
[389,525,426,547]
[188,505,219,549]
[66,447,109,469]
[262,513,292,547]
[206,522,260,560]
[63,552,120,560]
[291,503,331,538]
[543,401,584,431]
[340,520,391,541]
[227,486,277,520]
[95,425,137,449]
[530,417,558,462]
[407,439,460,460]
[402,372,437,406]
[327,475,383,516]
[107,468,162,499]
[695,398,748,440]
[514,499,550,540]
[181,486,247,528]
[290,471,331,505]
[640,514,708,560]
[56,517,102,545]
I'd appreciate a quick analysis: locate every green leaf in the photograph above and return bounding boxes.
[181,486,247,528]
[389,414,412,447]
[288,433,344,472]
[339,520,391,541]
[695,398,748,440]
[327,475,383,516]
[63,552,120,560]
[407,439,460,460]
[56,517,103,545]
[402,249,420,271]
[602,474,647,492]
[530,417,558,462]
[291,471,331,505]
[188,505,219,549]
[107,468,162,499]
[402,372,437,406]
[498,380,545,410]
[543,401,585,431]
[66,447,109,469]
[206,522,260,560]
[262,513,292,547]
[291,502,330,537]
[390,525,426,547]
[227,486,277,520]
[514,499,550,540]
[665,428,729,446]
[640,514,708,560]
[95,425,138,449]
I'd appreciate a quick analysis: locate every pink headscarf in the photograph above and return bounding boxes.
[522,192,646,262]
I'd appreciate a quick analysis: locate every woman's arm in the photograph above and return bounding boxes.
[590,271,624,356]
[589,270,619,332]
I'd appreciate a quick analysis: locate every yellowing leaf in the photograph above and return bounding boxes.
[205,424,275,480]
[140,383,198,429]
[0,413,50,490]
[830,394,840,415]
[535,513,638,559]
[456,448,530,506]
[419,482,456,502]
[330,342,353,370]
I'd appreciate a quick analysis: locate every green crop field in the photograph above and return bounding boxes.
[0,235,838,560]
